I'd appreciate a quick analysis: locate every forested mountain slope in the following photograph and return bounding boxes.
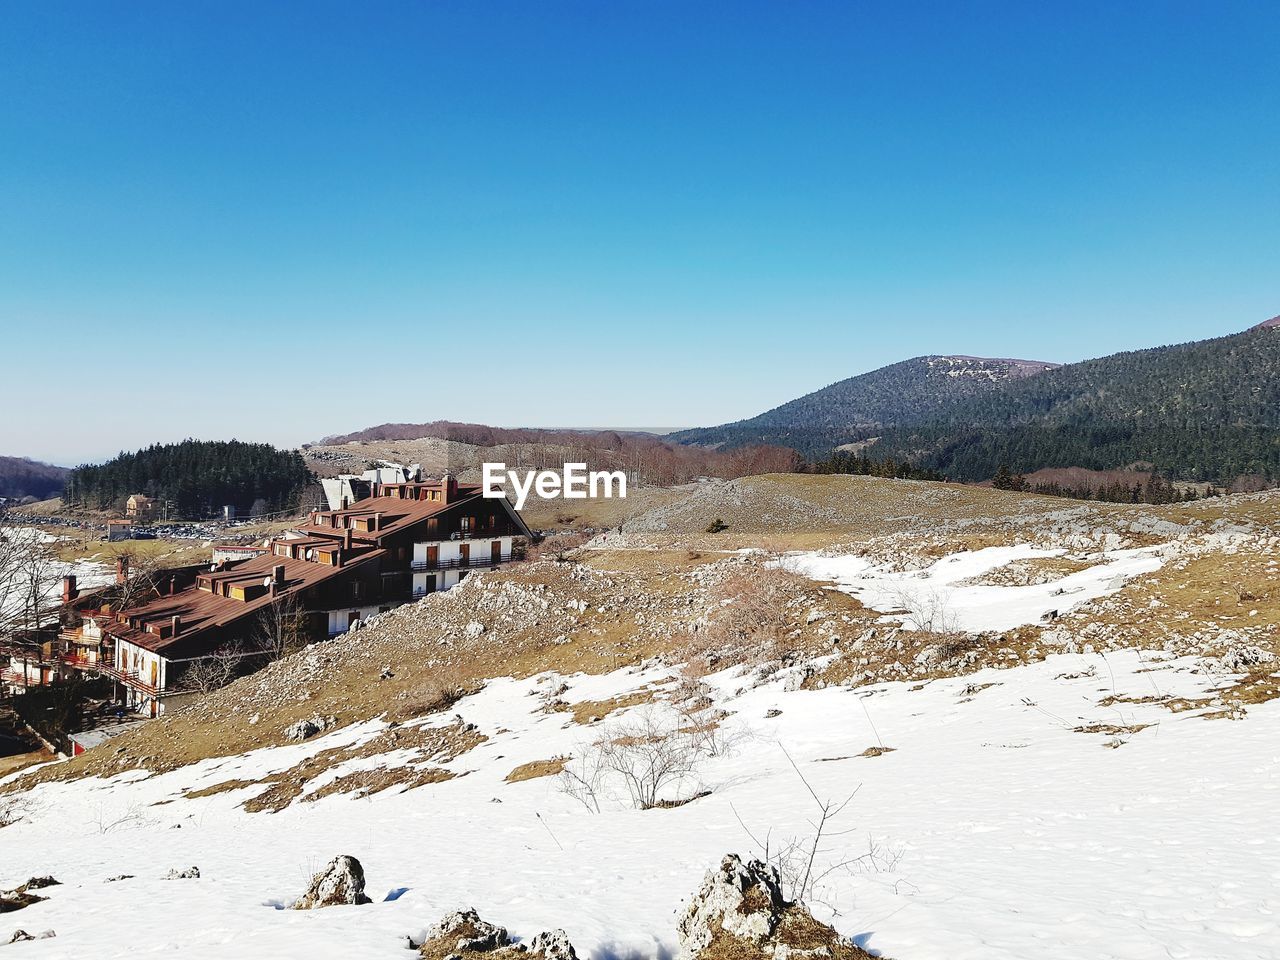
[671,355,1057,454]
[873,325,1280,483]
[677,321,1280,484]
[0,455,67,501]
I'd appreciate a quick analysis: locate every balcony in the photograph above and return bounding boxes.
[1,668,43,688]
[97,663,162,696]
[411,554,511,572]
[60,651,105,671]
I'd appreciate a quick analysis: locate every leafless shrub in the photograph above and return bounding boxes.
[731,746,900,908]
[0,794,32,829]
[891,583,959,634]
[557,748,605,814]
[559,704,719,811]
[526,532,590,563]
[386,664,470,722]
[93,802,150,834]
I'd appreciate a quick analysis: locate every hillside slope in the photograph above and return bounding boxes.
[873,324,1280,482]
[676,320,1280,484]
[0,456,67,501]
[671,355,1058,454]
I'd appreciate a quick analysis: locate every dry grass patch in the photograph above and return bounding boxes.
[236,720,484,813]
[505,757,569,783]
[567,689,657,725]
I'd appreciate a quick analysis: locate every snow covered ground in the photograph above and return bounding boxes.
[0,527,113,622]
[2,646,1277,959]
[780,544,1166,632]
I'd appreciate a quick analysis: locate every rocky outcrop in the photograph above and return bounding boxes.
[0,876,60,915]
[677,855,786,957]
[7,929,55,944]
[162,866,200,880]
[13,877,57,893]
[284,715,336,742]
[294,855,371,909]
[528,929,577,959]
[676,854,875,960]
[415,909,578,960]
[426,909,510,953]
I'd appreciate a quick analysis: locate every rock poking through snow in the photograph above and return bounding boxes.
[677,855,786,958]
[529,928,578,959]
[676,854,872,960]
[7,929,55,943]
[294,856,371,909]
[162,866,200,880]
[426,908,509,953]
[415,910,578,959]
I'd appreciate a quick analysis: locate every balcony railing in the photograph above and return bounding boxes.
[60,652,104,671]
[1,669,44,688]
[98,663,162,696]
[411,554,511,572]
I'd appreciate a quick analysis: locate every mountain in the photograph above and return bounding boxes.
[671,355,1059,455]
[675,319,1280,485]
[0,455,68,502]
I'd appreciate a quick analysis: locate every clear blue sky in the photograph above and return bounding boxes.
[1,1,1277,465]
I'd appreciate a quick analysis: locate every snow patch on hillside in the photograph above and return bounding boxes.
[779,545,1165,632]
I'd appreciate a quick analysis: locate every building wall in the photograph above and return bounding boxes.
[325,603,395,636]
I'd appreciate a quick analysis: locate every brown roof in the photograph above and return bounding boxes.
[301,489,489,546]
[105,548,382,658]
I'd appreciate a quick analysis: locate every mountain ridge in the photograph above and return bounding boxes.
[674,320,1280,484]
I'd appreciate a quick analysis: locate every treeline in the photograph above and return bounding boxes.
[809,450,947,482]
[65,440,312,519]
[993,465,1219,504]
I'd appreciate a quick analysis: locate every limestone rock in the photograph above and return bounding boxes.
[529,928,578,959]
[677,855,786,958]
[294,856,371,909]
[426,908,509,953]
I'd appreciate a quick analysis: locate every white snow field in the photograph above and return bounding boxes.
[2,649,1278,959]
[780,545,1166,632]
[0,527,114,622]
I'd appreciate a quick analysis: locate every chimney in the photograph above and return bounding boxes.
[341,495,350,510]
[62,575,78,603]
[116,555,129,585]
[373,512,382,532]
[170,614,181,636]
[442,471,457,504]
[168,576,177,596]
[273,564,286,587]
[343,528,353,551]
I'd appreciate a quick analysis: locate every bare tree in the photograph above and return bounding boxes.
[179,641,247,693]
[253,592,308,661]
[0,518,60,639]
[104,547,165,612]
[0,515,63,690]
